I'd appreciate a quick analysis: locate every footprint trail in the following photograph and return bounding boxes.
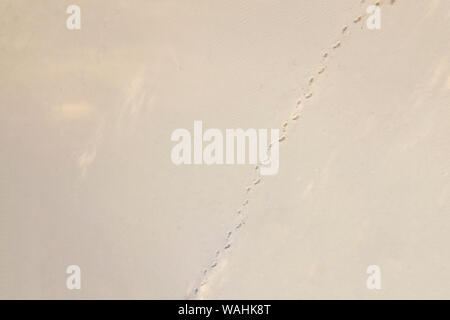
[187,0,395,299]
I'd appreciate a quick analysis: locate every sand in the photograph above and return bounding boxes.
[0,0,449,299]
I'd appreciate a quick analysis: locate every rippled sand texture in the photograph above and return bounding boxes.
[1,0,449,299]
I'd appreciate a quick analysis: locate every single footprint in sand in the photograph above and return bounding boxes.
[291,112,300,120]
[279,135,286,142]
[253,178,261,185]
[353,16,362,23]
[309,77,314,85]
[342,25,348,34]
[305,92,313,99]
[333,41,341,49]
[318,66,326,74]
[224,244,231,250]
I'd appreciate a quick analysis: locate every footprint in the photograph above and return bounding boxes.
[318,66,326,74]
[332,41,341,49]
[235,223,242,229]
[226,231,232,239]
[224,244,231,250]
[342,25,348,34]
[305,92,313,99]
[253,178,261,185]
[211,262,217,268]
[242,199,249,206]
[245,186,251,193]
[353,16,362,23]
[296,99,302,106]
[291,112,300,120]
[309,77,314,85]
[279,135,286,142]
[323,52,328,59]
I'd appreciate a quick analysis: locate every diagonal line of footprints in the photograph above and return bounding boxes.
[188,0,395,299]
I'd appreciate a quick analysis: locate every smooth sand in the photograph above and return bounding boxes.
[1,0,449,299]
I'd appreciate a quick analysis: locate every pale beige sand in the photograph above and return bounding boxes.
[0,0,449,299]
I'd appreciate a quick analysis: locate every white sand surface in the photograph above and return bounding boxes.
[0,0,449,299]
